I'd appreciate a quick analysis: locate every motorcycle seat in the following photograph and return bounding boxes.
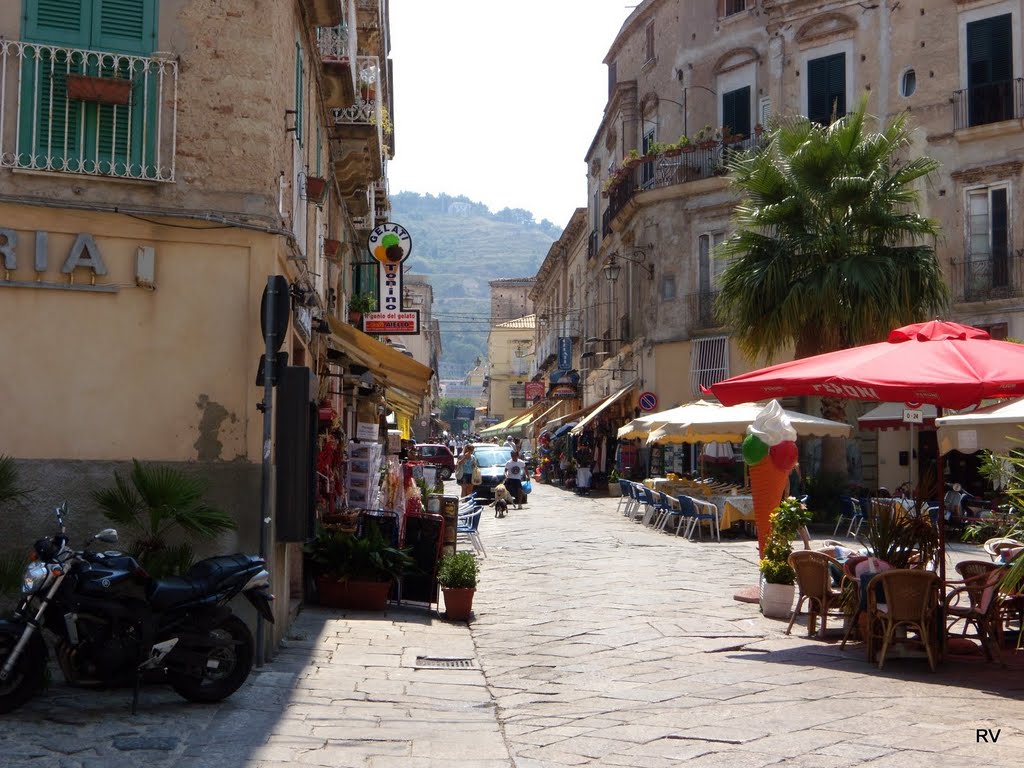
[148,554,262,611]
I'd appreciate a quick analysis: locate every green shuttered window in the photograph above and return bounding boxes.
[807,53,846,126]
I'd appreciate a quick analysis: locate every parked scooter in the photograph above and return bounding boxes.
[0,503,273,714]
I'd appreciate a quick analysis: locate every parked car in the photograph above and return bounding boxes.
[470,444,513,499]
[409,443,456,480]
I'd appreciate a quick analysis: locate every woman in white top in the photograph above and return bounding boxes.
[503,450,527,508]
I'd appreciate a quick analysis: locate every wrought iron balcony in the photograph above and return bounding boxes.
[953,79,1024,131]
[602,136,762,233]
[682,290,724,331]
[0,40,177,182]
[949,252,1024,303]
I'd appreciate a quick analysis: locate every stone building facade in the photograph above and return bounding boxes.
[0,0,431,645]
[557,0,1024,485]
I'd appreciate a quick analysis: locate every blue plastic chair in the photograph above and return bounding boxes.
[615,479,633,516]
[650,491,674,529]
[672,495,700,539]
[456,506,486,558]
[834,496,865,537]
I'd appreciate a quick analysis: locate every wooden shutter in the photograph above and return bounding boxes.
[295,42,305,147]
[827,53,846,120]
[723,86,750,138]
[968,15,1013,88]
[24,0,89,45]
[808,53,845,124]
[991,187,1009,287]
[94,0,154,54]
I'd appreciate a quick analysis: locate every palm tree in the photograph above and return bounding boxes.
[715,99,948,477]
[92,459,237,578]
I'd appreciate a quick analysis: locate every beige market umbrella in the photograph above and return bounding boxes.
[646,401,852,445]
[616,403,708,440]
[936,397,1024,455]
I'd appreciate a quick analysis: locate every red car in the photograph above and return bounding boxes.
[409,444,456,480]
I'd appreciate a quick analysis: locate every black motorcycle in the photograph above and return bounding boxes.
[0,503,274,713]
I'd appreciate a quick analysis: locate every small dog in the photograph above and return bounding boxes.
[493,482,512,518]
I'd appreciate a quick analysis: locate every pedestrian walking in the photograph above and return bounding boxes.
[504,450,527,508]
[455,444,478,499]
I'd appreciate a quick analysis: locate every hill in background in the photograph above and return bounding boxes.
[391,192,558,379]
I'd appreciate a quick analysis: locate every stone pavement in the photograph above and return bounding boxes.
[3,481,1023,767]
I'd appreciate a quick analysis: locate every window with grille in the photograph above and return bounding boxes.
[690,336,729,396]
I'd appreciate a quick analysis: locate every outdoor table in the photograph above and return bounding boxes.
[708,494,755,530]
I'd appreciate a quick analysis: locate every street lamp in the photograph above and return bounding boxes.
[602,244,655,282]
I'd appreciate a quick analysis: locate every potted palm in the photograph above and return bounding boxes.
[437,551,478,621]
[305,521,415,610]
[92,459,238,578]
[759,496,812,618]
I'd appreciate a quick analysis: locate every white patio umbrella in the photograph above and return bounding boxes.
[646,400,852,445]
[936,397,1024,455]
[616,402,709,440]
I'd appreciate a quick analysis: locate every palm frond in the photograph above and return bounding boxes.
[0,455,28,505]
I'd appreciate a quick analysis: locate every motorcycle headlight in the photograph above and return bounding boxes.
[21,561,49,594]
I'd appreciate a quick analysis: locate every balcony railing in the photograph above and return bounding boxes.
[331,55,381,127]
[682,290,723,331]
[949,252,1024,302]
[953,79,1024,131]
[0,40,177,181]
[603,136,762,234]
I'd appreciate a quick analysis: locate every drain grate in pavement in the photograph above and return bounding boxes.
[414,656,478,670]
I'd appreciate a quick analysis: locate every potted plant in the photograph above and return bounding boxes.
[304,175,328,206]
[323,238,342,261]
[66,73,131,105]
[437,551,478,621]
[607,468,622,496]
[305,521,416,610]
[348,292,376,325]
[759,496,812,618]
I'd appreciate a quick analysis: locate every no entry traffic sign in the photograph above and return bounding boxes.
[639,391,658,412]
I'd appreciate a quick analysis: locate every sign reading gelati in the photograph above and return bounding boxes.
[364,222,420,335]
[550,383,578,399]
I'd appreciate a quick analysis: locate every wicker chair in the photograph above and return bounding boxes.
[785,550,850,637]
[866,569,940,672]
[945,560,1005,662]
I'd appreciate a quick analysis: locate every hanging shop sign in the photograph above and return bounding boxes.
[557,337,572,370]
[550,383,578,399]
[525,381,546,402]
[361,223,421,335]
[0,230,118,293]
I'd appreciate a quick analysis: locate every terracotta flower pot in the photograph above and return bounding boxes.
[305,176,328,205]
[442,587,476,621]
[348,310,363,326]
[317,575,391,610]
[66,74,131,106]
[323,238,342,260]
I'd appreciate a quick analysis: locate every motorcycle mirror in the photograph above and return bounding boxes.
[93,529,118,544]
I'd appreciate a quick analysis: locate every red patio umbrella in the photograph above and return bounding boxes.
[708,320,1024,410]
[708,320,1024,580]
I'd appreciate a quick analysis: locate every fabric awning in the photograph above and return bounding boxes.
[326,316,433,402]
[936,397,1024,454]
[507,401,564,438]
[479,413,521,436]
[545,401,599,431]
[569,385,634,436]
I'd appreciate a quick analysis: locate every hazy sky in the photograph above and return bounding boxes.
[387,1,634,229]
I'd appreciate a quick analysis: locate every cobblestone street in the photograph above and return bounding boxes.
[2,481,1022,767]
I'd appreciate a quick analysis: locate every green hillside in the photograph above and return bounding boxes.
[390,192,559,378]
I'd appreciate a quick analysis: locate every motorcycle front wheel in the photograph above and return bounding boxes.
[169,615,254,703]
[0,630,45,713]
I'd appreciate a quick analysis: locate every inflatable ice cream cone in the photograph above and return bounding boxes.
[749,459,791,557]
[742,400,800,558]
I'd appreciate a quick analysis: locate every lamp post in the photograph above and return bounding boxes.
[682,85,717,140]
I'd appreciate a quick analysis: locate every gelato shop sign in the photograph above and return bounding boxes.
[0,229,117,293]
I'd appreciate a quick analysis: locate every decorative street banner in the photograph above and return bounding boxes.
[362,222,420,335]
